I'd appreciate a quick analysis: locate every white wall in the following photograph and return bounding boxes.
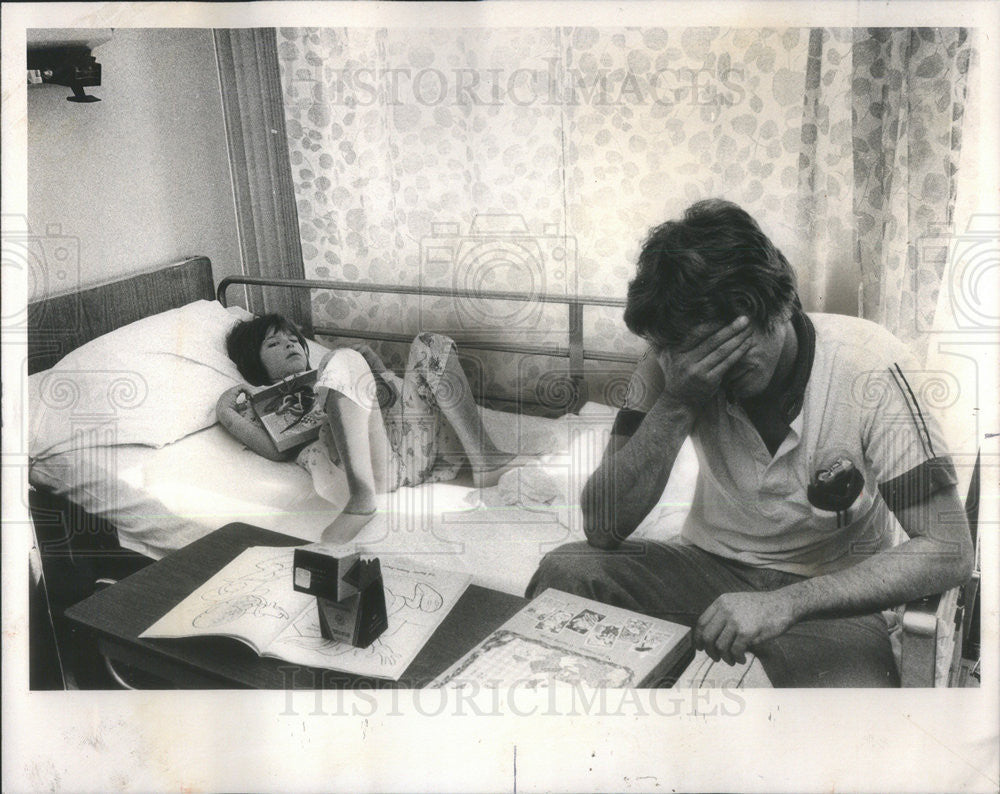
[27,28,241,296]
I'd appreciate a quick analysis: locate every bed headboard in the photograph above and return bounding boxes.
[27,256,215,374]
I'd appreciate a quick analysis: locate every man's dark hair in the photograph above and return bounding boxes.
[623,199,800,348]
[226,313,310,386]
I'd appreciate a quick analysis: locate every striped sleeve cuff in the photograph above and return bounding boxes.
[878,456,959,513]
[611,408,647,438]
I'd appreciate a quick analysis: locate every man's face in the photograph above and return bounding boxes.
[720,320,789,400]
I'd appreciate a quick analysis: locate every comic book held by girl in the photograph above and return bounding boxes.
[248,369,324,452]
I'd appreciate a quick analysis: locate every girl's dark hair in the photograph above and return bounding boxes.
[226,313,309,386]
[623,199,800,348]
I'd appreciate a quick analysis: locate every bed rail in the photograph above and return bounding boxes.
[217,275,640,411]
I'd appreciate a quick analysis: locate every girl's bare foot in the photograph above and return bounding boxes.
[471,451,520,488]
[320,491,377,544]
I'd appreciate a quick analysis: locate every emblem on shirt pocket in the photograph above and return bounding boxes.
[807,454,865,527]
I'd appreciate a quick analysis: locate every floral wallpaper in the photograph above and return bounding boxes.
[276,27,970,404]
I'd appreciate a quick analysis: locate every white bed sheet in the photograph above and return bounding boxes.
[29,402,698,596]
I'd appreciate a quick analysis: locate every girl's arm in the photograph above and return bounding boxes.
[216,385,297,462]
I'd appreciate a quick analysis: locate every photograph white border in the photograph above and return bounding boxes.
[3,2,998,792]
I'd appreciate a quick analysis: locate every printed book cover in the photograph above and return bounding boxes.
[250,369,324,452]
[431,588,692,688]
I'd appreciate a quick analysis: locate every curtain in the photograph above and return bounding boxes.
[275,27,973,397]
[924,38,993,475]
[277,28,815,399]
[852,28,972,358]
[796,28,972,359]
[793,29,855,316]
[215,28,311,330]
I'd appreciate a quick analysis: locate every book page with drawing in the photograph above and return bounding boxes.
[140,546,471,681]
[431,589,691,688]
[140,546,310,655]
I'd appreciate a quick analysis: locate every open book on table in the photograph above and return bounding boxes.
[431,589,691,688]
[140,546,471,681]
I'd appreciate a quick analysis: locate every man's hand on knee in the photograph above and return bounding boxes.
[693,591,796,665]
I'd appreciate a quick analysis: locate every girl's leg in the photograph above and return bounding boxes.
[406,333,516,487]
[314,349,394,544]
[319,393,382,544]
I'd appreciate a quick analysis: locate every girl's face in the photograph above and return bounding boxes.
[259,326,308,382]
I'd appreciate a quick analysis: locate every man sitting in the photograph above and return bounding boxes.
[527,199,973,687]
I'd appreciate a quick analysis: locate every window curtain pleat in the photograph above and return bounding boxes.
[794,29,855,316]
[851,28,971,357]
[215,28,312,332]
[797,27,971,360]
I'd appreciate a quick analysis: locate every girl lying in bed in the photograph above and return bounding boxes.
[217,315,516,544]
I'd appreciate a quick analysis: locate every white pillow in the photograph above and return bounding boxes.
[30,300,254,459]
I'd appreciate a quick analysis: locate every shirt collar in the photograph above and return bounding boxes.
[777,309,815,423]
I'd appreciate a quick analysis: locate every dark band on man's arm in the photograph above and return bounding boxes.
[611,408,647,438]
[878,456,959,513]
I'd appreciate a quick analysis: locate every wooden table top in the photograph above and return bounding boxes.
[65,523,526,689]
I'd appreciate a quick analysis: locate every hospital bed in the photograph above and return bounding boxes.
[25,256,697,686]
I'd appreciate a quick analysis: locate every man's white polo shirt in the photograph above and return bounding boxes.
[679,312,958,576]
